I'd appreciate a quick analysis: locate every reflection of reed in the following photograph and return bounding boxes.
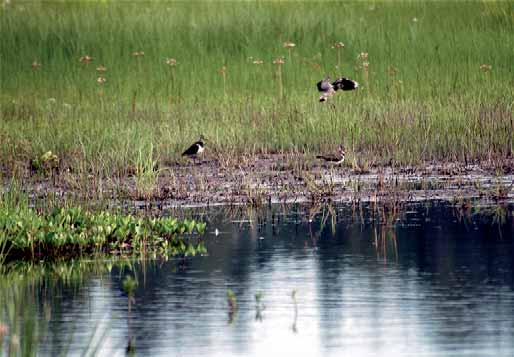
[374,225,398,263]
[291,289,298,333]
[309,202,337,238]
[122,275,137,353]
[255,292,264,322]
[227,289,237,324]
[453,199,472,225]
[308,223,319,248]
[454,201,509,239]
[83,314,112,355]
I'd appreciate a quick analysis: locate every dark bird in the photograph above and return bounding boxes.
[316,145,346,165]
[317,77,359,102]
[182,136,205,157]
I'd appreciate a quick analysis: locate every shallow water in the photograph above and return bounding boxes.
[2,201,514,357]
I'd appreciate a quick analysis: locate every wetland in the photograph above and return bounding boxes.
[1,1,514,355]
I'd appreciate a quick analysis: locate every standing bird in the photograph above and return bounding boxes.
[182,136,205,158]
[317,77,359,102]
[316,145,346,165]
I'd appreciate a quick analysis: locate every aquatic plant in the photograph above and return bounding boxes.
[302,171,337,202]
[309,203,337,236]
[122,275,138,296]
[0,203,207,260]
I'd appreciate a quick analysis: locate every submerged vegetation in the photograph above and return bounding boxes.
[1,1,513,181]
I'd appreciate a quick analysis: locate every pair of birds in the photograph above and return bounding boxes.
[182,138,346,166]
[182,75,358,163]
[316,76,359,102]
[311,75,356,164]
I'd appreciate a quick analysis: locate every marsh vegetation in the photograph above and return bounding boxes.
[1,1,513,183]
[1,0,513,262]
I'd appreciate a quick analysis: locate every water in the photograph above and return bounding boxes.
[2,201,514,356]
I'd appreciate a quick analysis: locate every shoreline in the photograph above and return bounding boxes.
[4,155,513,208]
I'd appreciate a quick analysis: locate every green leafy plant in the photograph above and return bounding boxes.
[0,203,207,260]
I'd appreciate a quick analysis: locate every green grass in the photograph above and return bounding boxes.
[1,1,513,177]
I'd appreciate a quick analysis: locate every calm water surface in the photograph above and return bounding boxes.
[3,201,514,356]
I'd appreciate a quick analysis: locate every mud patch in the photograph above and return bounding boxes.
[5,155,514,208]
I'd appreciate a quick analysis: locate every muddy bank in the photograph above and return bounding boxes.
[5,155,514,208]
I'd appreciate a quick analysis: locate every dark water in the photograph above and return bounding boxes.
[2,201,514,356]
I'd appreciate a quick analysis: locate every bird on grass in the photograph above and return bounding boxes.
[182,135,205,158]
[316,145,346,165]
[317,77,359,102]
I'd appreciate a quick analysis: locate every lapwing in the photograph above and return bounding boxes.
[316,145,345,165]
[317,78,336,102]
[317,77,359,102]
[182,136,205,158]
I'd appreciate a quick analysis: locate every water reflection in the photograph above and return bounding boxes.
[1,201,513,356]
